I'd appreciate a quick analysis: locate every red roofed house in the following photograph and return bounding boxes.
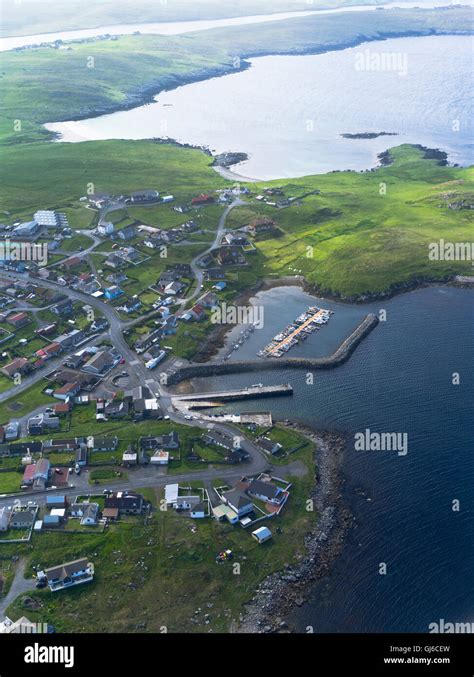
[36,342,62,360]
[191,194,214,206]
[54,382,81,401]
[190,304,205,321]
[7,312,30,328]
[22,463,36,486]
[62,256,82,270]
[54,402,71,416]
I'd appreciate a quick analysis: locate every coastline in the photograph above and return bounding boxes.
[41,22,474,143]
[238,425,352,633]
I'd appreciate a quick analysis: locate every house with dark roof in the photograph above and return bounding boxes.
[257,437,282,455]
[10,507,38,529]
[51,299,73,316]
[117,225,136,241]
[247,479,286,506]
[202,430,234,450]
[91,436,119,452]
[139,431,179,451]
[104,491,144,515]
[103,399,130,419]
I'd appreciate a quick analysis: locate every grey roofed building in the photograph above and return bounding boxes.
[41,558,93,590]
[222,489,253,517]
[257,437,282,455]
[75,445,88,466]
[125,385,153,400]
[104,399,130,418]
[139,431,179,451]
[225,449,249,464]
[91,436,118,451]
[10,507,37,529]
[117,225,136,240]
[247,479,283,503]
[203,430,234,450]
[82,350,115,375]
[80,503,99,525]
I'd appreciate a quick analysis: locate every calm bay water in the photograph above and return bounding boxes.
[46,35,474,178]
[193,286,474,631]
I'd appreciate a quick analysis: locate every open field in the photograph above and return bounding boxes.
[238,145,474,297]
[0,141,225,217]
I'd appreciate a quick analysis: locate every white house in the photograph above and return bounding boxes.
[190,501,207,519]
[98,221,114,236]
[38,558,94,592]
[0,506,11,531]
[150,449,169,465]
[222,490,253,518]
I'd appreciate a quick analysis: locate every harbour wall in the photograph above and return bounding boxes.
[168,313,379,385]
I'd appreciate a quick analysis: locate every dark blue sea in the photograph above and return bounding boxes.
[193,285,474,632]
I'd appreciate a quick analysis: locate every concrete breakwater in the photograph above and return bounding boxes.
[168,313,378,385]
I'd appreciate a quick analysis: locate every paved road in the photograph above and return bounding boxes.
[0,199,274,506]
[0,559,35,619]
[187,198,246,304]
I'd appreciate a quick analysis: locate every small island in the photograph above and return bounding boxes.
[341,131,399,139]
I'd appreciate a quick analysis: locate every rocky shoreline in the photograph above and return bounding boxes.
[238,426,352,633]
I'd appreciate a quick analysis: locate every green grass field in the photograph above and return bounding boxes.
[238,145,474,297]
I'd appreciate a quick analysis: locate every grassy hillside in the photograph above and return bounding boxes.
[232,145,474,297]
[0,140,225,217]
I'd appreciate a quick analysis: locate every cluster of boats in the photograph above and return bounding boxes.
[258,306,334,358]
[223,323,257,360]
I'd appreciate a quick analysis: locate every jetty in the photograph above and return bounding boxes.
[263,306,332,357]
[167,314,378,385]
[172,384,293,402]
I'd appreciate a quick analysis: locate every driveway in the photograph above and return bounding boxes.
[0,559,35,620]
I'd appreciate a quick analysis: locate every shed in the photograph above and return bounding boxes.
[252,526,272,544]
[102,507,119,521]
[43,515,61,528]
[46,495,67,508]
